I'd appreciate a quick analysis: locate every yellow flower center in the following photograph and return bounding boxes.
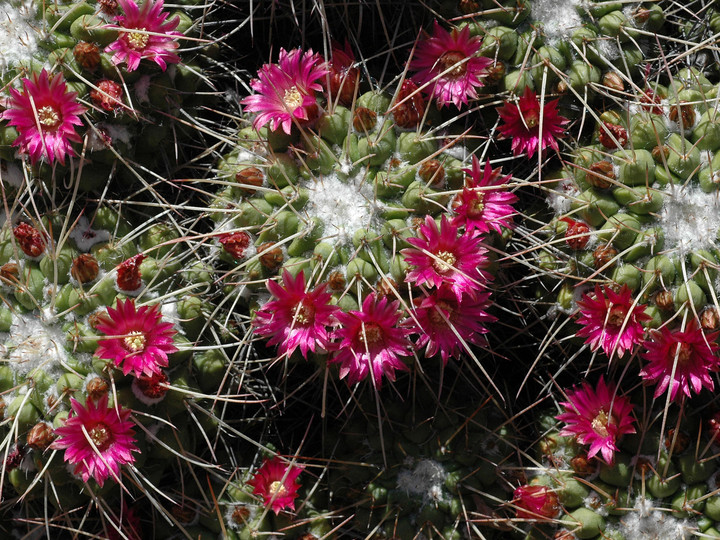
[428,300,454,325]
[591,409,610,438]
[433,251,457,273]
[468,192,486,217]
[37,106,60,128]
[358,323,382,345]
[269,480,288,497]
[124,331,146,352]
[293,302,313,325]
[524,108,540,129]
[674,342,692,366]
[126,29,149,50]
[607,305,627,328]
[283,86,303,110]
[437,51,467,77]
[88,422,112,451]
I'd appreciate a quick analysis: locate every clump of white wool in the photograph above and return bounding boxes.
[659,184,720,254]
[0,1,38,73]
[531,0,582,42]
[396,458,448,506]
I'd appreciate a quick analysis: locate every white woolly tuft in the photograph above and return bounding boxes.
[605,498,695,539]
[659,184,720,254]
[0,1,38,73]
[531,0,582,42]
[303,169,379,242]
[396,458,448,506]
[5,314,68,376]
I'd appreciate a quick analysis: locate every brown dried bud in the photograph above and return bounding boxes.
[13,222,47,258]
[46,394,58,411]
[458,0,481,14]
[633,7,651,23]
[418,159,446,186]
[4,445,24,471]
[98,0,118,14]
[664,429,690,454]
[655,290,674,311]
[353,107,377,132]
[554,531,576,540]
[555,80,569,94]
[27,422,55,451]
[602,71,625,92]
[393,80,426,129]
[86,377,109,401]
[598,122,628,149]
[411,217,425,230]
[327,271,346,291]
[701,307,720,331]
[669,102,695,130]
[570,453,597,476]
[539,436,558,455]
[257,242,284,271]
[71,254,100,283]
[171,504,196,524]
[586,160,615,189]
[235,166,264,194]
[376,277,397,298]
[593,244,618,269]
[483,62,505,85]
[0,262,19,284]
[640,89,664,115]
[135,371,169,400]
[652,145,670,162]
[231,506,250,525]
[73,42,100,70]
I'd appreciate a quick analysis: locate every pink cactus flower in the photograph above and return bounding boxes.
[105,0,182,72]
[451,156,518,235]
[576,284,651,359]
[496,86,569,158]
[241,48,328,135]
[556,377,636,465]
[95,299,178,378]
[513,485,560,520]
[410,285,496,365]
[402,215,491,300]
[253,270,339,359]
[640,321,720,401]
[3,69,86,165]
[409,21,492,108]
[51,395,138,487]
[330,293,412,387]
[247,456,302,514]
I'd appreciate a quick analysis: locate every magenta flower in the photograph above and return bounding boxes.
[513,485,559,520]
[402,215,490,300]
[241,48,328,135]
[640,321,720,401]
[556,377,636,465]
[330,293,412,387]
[3,69,85,165]
[248,456,302,514]
[576,284,651,359]
[51,395,138,487]
[409,21,492,108]
[95,299,178,378]
[451,156,518,235]
[253,270,339,359]
[496,86,569,158]
[410,285,496,365]
[105,0,181,72]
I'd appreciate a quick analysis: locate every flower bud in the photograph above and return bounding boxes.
[352,107,377,132]
[514,485,559,520]
[71,253,100,283]
[257,242,283,271]
[669,102,695,130]
[90,79,123,112]
[235,166,264,194]
[73,41,100,70]
[602,71,624,92]
[86,377,109,401]
[586,160,615,189]
[418,159,446,186]
[27,421,55,451]
[0,262,19,285]
[13,223,46,258]
[392,80,426,129]
[116,254,145,291]
[598,122,628,149]
[219,232,251,261]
